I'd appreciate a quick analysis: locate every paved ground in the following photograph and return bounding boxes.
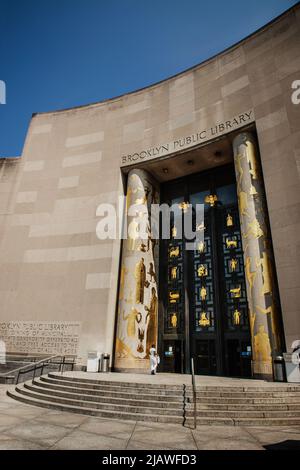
[1,385,300,450]
[61,370,300,388]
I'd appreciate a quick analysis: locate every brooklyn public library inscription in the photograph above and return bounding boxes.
[0,321,81,355]
[120,109,254,166]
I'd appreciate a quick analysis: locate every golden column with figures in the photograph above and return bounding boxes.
[233,132,283,379]
[114,169,159,371]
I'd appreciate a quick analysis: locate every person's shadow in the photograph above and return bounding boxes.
[264,440,300,450]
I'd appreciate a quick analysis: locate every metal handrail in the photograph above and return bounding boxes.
[191,357,197,429]
[0,354,76,384]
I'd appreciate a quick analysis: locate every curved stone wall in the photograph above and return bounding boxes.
[0,5,299,362]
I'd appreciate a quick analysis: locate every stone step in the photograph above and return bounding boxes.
[41,376,300,400]
[16,381,300,419]
[49,373,300,392]
[35,377,300,404]
[41,376,186,396]
[7,389,184,424]
[196,403,300,411]
[8,387,300,426]
[15,385,184,417]
[25,381,184,409]
[48,373,184,391]
[33,378,186,401]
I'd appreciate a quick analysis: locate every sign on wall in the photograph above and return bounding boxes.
[0,321,81,355]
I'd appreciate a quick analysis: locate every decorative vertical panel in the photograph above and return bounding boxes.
[233,132,283,378]
[114,169,159,371]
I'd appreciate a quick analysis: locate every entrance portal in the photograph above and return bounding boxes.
[159,164,252,377]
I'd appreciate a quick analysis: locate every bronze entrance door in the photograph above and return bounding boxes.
[159,164,252,377]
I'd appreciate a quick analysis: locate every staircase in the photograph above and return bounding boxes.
[7,372,300,426]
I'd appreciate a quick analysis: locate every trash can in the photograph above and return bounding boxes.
[101,353,110,373]
[273,355,286,382]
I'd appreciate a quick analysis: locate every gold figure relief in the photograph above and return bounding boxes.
[148,262,156,283]
[200,286,207,301]
[256,252,272,296]
[249,184,258,196]
[204,194,218,207]
[170,266,177,280]
[197,264,208,277]
[127,218,139,251]
[229,258,238,272]
[171,312,178,328]
[243,218,264,240]
[233,309,241,325]
[245,257,257,290]
[135,257,146,304]
[198,241,205,253]
[145,287,158,355]
[230,286,241,298]
[226,238,237,249]
[199,311,210,327]
[178,201,190,212]
[119,266,128,300]
[169,291,180,303]
[123,308,140,338]
[246,146,259,181]
[226,213,233,227]
[196,221,205,231]
[238,191,249,217]
[254,325,271,362]
[235,152,244,189]
[171,226,177,238]
[169,246,179,258]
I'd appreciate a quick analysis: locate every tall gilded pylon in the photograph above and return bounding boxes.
[233,132,283,379]
[114,169,159,371]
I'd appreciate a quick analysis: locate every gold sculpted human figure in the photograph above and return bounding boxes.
[135,257,146,304]
[230,258,238,272]
[200,286,207,301]
[238,191,249,217]
[145,287,158,355]
[205,194,218,207]
[198,241,205,253]
[227,214,233,227]
[256,252,272,295]
[123,308,140,338]
[198,265,208,277]
[199,312,210,327]
[254,325,271,362]
[171,313,177,328]
[148,262,156,283]
[172,226,177,238]
[128,218,139,251]
[119,266,128,300]
[233,309,241,325]
[171,266,177,280]
[245,257,257,290]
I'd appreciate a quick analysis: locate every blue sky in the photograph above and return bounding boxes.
[0,0,297,156]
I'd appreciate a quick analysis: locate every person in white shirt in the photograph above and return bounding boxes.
[149,344,159,375]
